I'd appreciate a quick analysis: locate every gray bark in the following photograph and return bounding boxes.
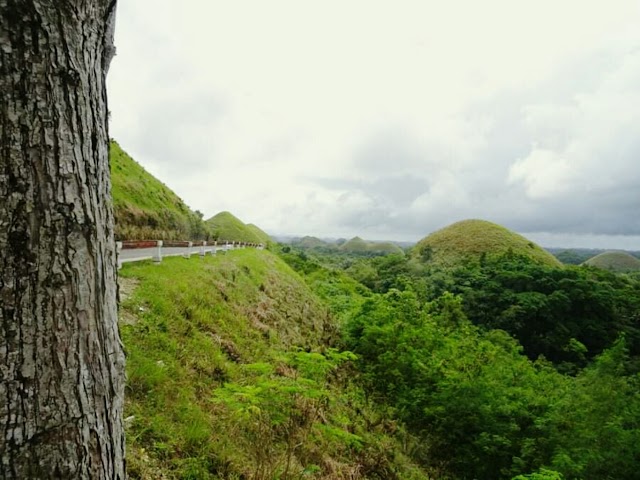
[0,0,125,478]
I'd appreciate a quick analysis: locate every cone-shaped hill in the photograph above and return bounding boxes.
[413,219,562,268]
[206,211,271,244]
[296,236,331,249]
[583,251,640,272]
[246,223,272,245]
[340,236,370,252]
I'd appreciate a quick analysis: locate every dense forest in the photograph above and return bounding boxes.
[280,245,640,480]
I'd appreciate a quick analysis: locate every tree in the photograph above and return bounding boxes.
[0,1,125,478]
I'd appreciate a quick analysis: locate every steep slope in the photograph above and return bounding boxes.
[583,251,640,272]
[206,211,266,244]
[413,219,562,268]
[245,223,272,245]
[119,250,427,479]
[110,141,207,240]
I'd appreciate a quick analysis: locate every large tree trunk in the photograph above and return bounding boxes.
[0,0,125,478]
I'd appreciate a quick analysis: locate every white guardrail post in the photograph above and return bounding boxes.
[153,240,163,263]
[183,241,193,259]
[200,241,207,257]
[116,241,123,270]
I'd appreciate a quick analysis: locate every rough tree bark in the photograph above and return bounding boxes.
[0,0,125,478]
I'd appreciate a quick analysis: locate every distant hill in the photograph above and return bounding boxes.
[413,219,563,268]
[583,251,640,272]
[295,236,332,249]
[206,211,270,244]
[340,236,404,255]
[109,141,207,240]
[246,223,272,245]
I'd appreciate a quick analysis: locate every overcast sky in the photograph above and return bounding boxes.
[108,0,640,248]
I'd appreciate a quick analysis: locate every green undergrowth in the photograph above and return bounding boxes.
[119,250,428,479]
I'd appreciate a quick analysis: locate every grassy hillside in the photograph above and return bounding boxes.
[110,141,207,240]
[206,211,268,244]
[583,250,640,272]
[246,223,272,245]
[119,251,426,479]
[413,219,563,268]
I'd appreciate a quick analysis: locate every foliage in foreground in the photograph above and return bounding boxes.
[119,250,428,479]
[345,288,640,480]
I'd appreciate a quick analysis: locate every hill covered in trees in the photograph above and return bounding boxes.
[413,219,562,268]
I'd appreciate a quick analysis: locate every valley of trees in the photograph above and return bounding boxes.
[279,242,640,480]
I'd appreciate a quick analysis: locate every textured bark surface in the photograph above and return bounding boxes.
[0,0,125,478]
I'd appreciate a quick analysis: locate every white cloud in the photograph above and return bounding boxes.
[107,0,640,247]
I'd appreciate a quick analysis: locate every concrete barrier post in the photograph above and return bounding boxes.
[153,240,163,263]
[183,241,193,259]
[200,241,207,257]
[116,241,123,270]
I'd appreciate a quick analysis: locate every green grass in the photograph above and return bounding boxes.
[412,219,563,268]
[110,141,207,240]
[119,250,426,479]
[583,251,640,272]
[205,211,271,244]
[245,223,272,245]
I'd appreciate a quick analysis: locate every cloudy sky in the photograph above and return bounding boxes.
[108,0,640,248]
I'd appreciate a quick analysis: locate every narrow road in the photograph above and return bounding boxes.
[119,245,235,264]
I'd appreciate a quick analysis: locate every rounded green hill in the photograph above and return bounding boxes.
[340,236,370,252]
[413,219,562,268]
[583,251,640,272]
[206,211,271,244]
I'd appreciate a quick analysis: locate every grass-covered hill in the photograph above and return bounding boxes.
[295,236,332,249]
[583,250,640,272]
[110,141,207,241]
[206,211,271,244]
[340,237,404,255]
[413,219,562,268]
[119,250,426,479]
[246,223,272,245]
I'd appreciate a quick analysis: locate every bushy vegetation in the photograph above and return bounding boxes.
[110,141,209,240]
[345,288,640,479]
[119,251,428,479]
[283,245,640,479]
[117,217,640,479]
